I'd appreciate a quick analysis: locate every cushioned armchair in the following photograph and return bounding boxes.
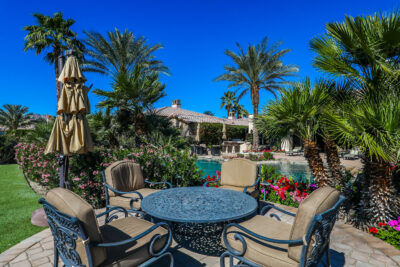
[220,187,344,267]
[40,188,173,267]
[204,158,260,200]
[102,160,172,218]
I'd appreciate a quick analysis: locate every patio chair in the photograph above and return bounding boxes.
[220,186,344,267]
[204,158,260,201]
[40,188,173,267]
[344,149,359,160]
[102,160,172,220]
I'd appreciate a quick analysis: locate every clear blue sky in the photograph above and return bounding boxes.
[0,0,398,117]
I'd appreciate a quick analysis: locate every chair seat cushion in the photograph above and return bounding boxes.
[223,215,298,267]
[219,185,259,199]
[100,217,168,266]
[109,188,158,210]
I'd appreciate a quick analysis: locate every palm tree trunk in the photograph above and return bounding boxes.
[304,139,329,186]
[251,86,259,148]
[325,138,344,188]
[365,158,399,224]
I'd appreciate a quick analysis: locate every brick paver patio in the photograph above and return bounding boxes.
[1,204,399,267]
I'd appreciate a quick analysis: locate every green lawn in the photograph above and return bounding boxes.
[0,164,46,253]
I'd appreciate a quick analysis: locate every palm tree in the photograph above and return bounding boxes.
[311,12,400,224]
[256,78,330,186]
[215,37,298,147]
[23,12,84,100]
[220,91,237,117]
[203,110,214,116]
[94,65,166,135]
[232,103,249,119]
[0,104,32,131]
[83,29,168,77]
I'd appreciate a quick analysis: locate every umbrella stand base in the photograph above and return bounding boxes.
[31,208,48,227]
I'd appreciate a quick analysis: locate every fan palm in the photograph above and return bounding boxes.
[83,29,168,77]
[94,65,166,135]
[232,103,249,119]
[220,91,237,117]
[311,12,400,224]
[0,104,32,131]
[256,78,330,186]
[215,37,298,147]
[324,95,400,224]
[23,12,84,99]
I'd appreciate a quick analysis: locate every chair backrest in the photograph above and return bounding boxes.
[44,188,106,267]
[220,158,258,187]
[105,160,145,196]
[288,186,340,262]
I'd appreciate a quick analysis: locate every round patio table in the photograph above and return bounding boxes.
[141,187,257,255]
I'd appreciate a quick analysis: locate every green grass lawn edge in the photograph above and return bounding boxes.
[0,164,46,254]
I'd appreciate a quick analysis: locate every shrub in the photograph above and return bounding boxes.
[15,142,203,207]
[200,123,222,145]
[369,219,400,250]
[0,134,16,164]
[263,152,273,160]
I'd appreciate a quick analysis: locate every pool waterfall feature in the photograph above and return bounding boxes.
[196,158,313,182]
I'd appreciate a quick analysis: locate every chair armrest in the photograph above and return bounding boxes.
[243,177,261,193]
[144,180,173,188]
[260,204,296,218]
[92,222,172,257]
[222,222,303,256]
[104,184,144,199]
[96,206,128,219]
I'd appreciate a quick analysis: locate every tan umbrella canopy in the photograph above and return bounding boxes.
[45,56,93,156]
[222,123,227,140]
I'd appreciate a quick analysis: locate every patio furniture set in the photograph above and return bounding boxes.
[39,158,343,267]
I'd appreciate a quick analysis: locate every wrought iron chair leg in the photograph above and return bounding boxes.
[104,206,110,223]
[219,251,229,267]
[53,246,59,267]
[325,245,331,267]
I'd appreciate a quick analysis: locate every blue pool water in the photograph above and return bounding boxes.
[196,159,312,181]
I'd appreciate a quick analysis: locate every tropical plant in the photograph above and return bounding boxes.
[23,12,84,99]
[83,28,168,76]
[25,120,53,144]
[215,37,298,147]
[232,103,249,118]
[0,104,32,131]
[203,110,214,116]
[311,12,400,225]
[220,91,237,117]
[87,109,119,147]
[323,95,400,225]
[93,65,166,137]
[256,78,330,186]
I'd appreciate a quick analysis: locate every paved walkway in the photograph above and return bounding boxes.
[0,205,399,267]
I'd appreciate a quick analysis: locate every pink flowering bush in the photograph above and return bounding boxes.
[368,218,400,250]
[15,142,202,207]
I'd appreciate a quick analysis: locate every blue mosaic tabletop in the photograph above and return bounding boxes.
[141,187,257,223]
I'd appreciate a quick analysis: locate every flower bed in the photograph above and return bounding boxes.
[369,218,400,249]
[231,152,274,161]
[15,142,202,207]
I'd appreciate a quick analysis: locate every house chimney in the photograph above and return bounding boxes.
[172,99,181,108]
[228,111,234,120]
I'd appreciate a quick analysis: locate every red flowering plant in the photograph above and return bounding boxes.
[259,165,318,207]
[368,218,400,250]
[203,170,221,187]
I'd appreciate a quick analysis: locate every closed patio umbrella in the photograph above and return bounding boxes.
[195,123,201,143]
[222,123,227,140]
[45,53,93,187]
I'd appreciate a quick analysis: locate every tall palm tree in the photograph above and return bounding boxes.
[311,12,400,224]
[256,78,330,186]
[215,37,298,147]
[0,104,32,131]
[83,29,168,77]
[23,12,84,100]
[220,91,237,117]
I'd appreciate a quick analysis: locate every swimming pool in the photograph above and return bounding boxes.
[196,159,313,181]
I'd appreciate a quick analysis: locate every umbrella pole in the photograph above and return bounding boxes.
[58,155,70,188]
